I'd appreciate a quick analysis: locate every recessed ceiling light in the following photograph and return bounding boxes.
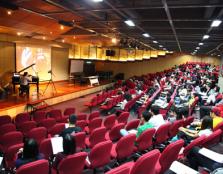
[196,47,200,49]
[60,25,64,30]
[159,45,163,48]
[7,10,12,15]
[17,32,21,36]
[73,36,76,39]
[62,39,65,43]
[153,41,158,43]
[124,20,135,27]
[43,36,46,40]
[211,20,222,27]
[199,43,204,46]
[50,31,53,34]
[142,33,150,37]
[203,35,210,40]
[218,55,221,57]
[92,0,103,2]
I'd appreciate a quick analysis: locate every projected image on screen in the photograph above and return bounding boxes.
[16,44,51,81]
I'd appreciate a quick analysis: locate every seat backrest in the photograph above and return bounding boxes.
[109,123,125,141]
[0,123,16,136]
[88,118,102,133]
[89,127,106,148]
[88,111,100,121]
[1,131,23,149]
[169,120,182,137]
[74,132,86,151]
[58,152,87,174]
[105,162,131,174]
[16,159,49,174]
[116,134,136,160]
[136,128,156,151]
[0,115,11,126]
[104,114,116,130]
[183,135,206,156]
[4,143,24,169]
[63,107,76,116]
[183,116,194,127]
[89,140,112,168]
[39,138,53,160]
[126,119,140,131]
[91,96,98,106]
[48,109,62,119]
[76,113,87,121]
[18,121,37,135]
[15,113,30,127]
[159,139,184,173]
[48,123,65,137]
[33,111,46,123]
[155,122,171,144]
[201,129,222,148]
[117,112,130,124]
[130,149,160,174]
[27,127,47,145]
[76,120,87,130]
[39,118,56,130]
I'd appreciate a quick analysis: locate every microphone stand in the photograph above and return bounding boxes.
[43,70,57,95]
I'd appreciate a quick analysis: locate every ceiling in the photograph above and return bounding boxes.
[0,0,223,56]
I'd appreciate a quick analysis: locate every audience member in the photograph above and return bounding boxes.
[16,139,44,169]
[53,134,76,169]
[60,114,82,137]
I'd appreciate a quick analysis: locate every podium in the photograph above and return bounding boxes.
[87,76,99,86]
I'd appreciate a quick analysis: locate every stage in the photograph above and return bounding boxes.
[0,80,114,117]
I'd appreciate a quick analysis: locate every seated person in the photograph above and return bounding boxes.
[53,134,76,169]
[19,72,32,96]
[120,111,154,137]
[16,139,44,169]
[60,114,82,137]
[176,116,213,144]
[149,106,166,130]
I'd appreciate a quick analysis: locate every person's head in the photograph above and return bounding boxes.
[150,106,160,115]
[141,111,152,123]
[68,114,77,126]
[23,72,28,76]
[63,134,76,155]
[23,139,39,159]
[215,86,220,93]
[201,116,213,130]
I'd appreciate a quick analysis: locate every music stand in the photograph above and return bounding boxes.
[43,70,57,95]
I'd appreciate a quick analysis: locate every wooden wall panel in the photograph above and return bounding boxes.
[95,54,221,79]
[51,47,69,81]
[0,41,15,74]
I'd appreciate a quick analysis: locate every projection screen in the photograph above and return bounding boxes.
[16,44,51,81]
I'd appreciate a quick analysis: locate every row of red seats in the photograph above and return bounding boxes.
[84,88,125,111]
[14,127,223,174]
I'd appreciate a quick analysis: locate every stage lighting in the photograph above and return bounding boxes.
[203,35,209,39]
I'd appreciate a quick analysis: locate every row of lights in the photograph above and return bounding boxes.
[192,20,222,55]
[124,20,168,51]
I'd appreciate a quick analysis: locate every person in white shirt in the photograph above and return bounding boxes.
[149,106,166,130]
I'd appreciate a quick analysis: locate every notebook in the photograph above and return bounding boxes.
[51,137,63,154]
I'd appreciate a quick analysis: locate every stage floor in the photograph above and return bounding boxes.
[0,80,112,113]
